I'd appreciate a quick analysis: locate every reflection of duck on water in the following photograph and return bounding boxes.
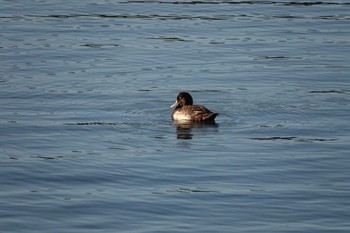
[174,120,218,140]
[170,92,218,122]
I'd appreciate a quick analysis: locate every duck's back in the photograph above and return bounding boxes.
[172,105,217,122]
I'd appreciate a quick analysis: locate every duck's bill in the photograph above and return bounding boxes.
[170,100,178,109]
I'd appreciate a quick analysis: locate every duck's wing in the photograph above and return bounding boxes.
[185,105,218,121]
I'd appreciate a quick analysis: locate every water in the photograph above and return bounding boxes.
[1,1,350,232]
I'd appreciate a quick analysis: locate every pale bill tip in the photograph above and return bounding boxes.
[170,100,178,109]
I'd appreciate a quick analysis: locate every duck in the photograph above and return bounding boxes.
[170,92,218,122]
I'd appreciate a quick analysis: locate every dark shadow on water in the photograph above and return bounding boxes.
[173,120,218,140]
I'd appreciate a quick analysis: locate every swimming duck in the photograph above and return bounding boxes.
[170,92,218,122]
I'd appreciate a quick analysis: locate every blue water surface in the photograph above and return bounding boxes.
[1,1,350,232]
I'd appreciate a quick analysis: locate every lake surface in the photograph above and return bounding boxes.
[1,0,350,232]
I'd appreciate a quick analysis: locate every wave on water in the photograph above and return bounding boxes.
[64,122,123,126]
[309,90,350,94]
[8,13,347,21]
[250,136,337,142]
[123,1,349,6]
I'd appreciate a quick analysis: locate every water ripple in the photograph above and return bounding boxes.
[250,136,338,142]
[2,11,348,21]
[309,90,350,94]
[124,1,349,6]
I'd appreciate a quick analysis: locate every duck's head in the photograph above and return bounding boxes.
[170,92,193,109]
